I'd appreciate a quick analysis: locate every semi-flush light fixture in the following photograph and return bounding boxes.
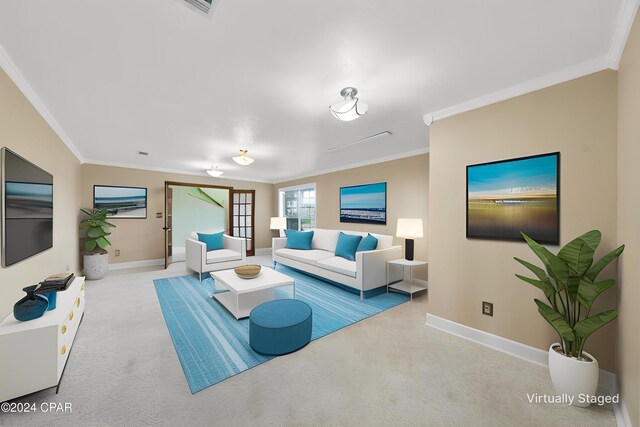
[206,165,223,177]
[232,149,254,166]
[329,87,368,121]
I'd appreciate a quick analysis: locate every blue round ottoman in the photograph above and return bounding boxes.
[249,299,312,355]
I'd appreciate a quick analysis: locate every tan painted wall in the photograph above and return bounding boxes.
[617,11,640,427]
[275,154,429,277]
[429,71,618,371]
[81,164,273,264]
[0,69,82,320]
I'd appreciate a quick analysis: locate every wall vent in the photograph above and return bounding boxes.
[184,0,215,13]
[327,131,391,152]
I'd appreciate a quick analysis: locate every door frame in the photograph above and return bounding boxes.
[164,181,234,268]
[231,189,256,257]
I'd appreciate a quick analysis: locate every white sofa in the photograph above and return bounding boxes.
[186,232,247,281]
[272,229,402,299]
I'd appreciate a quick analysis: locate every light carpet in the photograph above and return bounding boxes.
[153,265,409,393]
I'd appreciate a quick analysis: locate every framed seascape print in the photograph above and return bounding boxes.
[466,152,560,244]
[340,182,386,225]
[93,185,148,219]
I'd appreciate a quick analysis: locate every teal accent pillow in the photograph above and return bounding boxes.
[335,232,363,261]
[356,233,378,252]
[285,229,314,250]
[197,232,224,251]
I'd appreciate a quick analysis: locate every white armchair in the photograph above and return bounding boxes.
[186,232,247,281]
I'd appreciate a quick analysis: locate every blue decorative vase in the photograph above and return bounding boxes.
[13,284,49,321]
[41,290,57,310]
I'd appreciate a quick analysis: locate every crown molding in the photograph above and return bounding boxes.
[82,159,274,184]
[607,0,640,69]
[0,42,85,163]
[425,56,611,123]
[272,147,430,184]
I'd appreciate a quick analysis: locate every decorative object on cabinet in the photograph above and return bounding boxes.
[13,284,49,321]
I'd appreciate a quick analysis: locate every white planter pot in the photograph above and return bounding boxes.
[84,253,109,280]
[548,343,599,407]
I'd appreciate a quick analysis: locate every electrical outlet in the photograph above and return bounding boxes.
[115,249,121,257]
[482,301,493,317]
[156,212,163,219]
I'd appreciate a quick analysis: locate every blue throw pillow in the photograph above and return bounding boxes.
[335,232,363,261]
[356,233,378,252]
[285,229,314,250]
[197,232,224,251]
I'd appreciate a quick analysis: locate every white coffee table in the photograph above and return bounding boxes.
[210,268,295,319]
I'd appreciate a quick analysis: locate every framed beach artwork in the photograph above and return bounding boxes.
[466,152,560,244]
[340,182,386,225]
[93,185,148,219]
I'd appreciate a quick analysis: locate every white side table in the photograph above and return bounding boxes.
[387,259,428,301]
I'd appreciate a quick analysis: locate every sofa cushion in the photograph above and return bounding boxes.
[356,233,379,252]
[206,249,242,264]
[275,248,334,266]
[317,256,357,278]
[285,229,314,250]
[198,232,224,251]
[311,229,340,252]
[335,232,362,261]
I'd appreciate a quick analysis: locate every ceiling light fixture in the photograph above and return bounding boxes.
[232,149,254,166]
[329,87,368,121]
[206,165,223,177]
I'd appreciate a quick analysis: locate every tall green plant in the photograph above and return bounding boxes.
[514,230,624,359]
[79,208,116,254]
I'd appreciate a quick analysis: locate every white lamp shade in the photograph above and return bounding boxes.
[396,218,424,239]
[232,154,254,166]
[270,217,287,230]
[206,166,223,177]
[329,98,368,121]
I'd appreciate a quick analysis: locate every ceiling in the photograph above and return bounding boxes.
[0,0,631,182]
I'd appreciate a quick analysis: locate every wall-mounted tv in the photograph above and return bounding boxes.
[2,148,53,267]
[339,182,387,225]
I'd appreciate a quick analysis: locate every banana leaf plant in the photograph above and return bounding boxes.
[79,208,116,254]
[514,230,624,359]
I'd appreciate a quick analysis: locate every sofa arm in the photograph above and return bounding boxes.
[272,237,287,258]
[186,238,206,273]
[356,246,403,291]
[223,234,246,258]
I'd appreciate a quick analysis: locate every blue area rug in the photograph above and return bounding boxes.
[153,265,408,393]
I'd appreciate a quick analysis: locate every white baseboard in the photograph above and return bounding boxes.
[425,313,630,426]
[108,258,165,270]
[254,248,272,256]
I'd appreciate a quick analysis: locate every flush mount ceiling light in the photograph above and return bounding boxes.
[329,87,368,121]
[232,149,254,166]
[206,165,223,177]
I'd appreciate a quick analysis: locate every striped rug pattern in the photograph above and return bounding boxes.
[153,265,408,393]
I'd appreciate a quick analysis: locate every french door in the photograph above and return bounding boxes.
[231,190,255,256]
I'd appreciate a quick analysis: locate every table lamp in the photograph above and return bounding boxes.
[270,217,287,238]
[396,218,423,261]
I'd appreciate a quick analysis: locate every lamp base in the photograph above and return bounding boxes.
[405,239,415,261]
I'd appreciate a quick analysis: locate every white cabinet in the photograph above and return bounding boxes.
[0,277,85,402]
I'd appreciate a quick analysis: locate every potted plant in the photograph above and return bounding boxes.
[514,230,624,407]
[80,208,116,280]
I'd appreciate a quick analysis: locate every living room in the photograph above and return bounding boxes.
[0,1,639,426]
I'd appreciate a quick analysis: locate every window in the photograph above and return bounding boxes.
[279,183,316,231]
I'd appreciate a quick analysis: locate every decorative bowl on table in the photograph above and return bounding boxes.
[234,264,261,279]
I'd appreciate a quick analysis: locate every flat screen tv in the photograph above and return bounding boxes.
[339,182,387,225]
[1,148,53,267]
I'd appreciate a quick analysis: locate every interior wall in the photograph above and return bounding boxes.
[429,71,618,371]
[617,10,640,427]
[0,68,81,320]
[81,164,273,264]
[170,185,229,250]
[275,154,429,277]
